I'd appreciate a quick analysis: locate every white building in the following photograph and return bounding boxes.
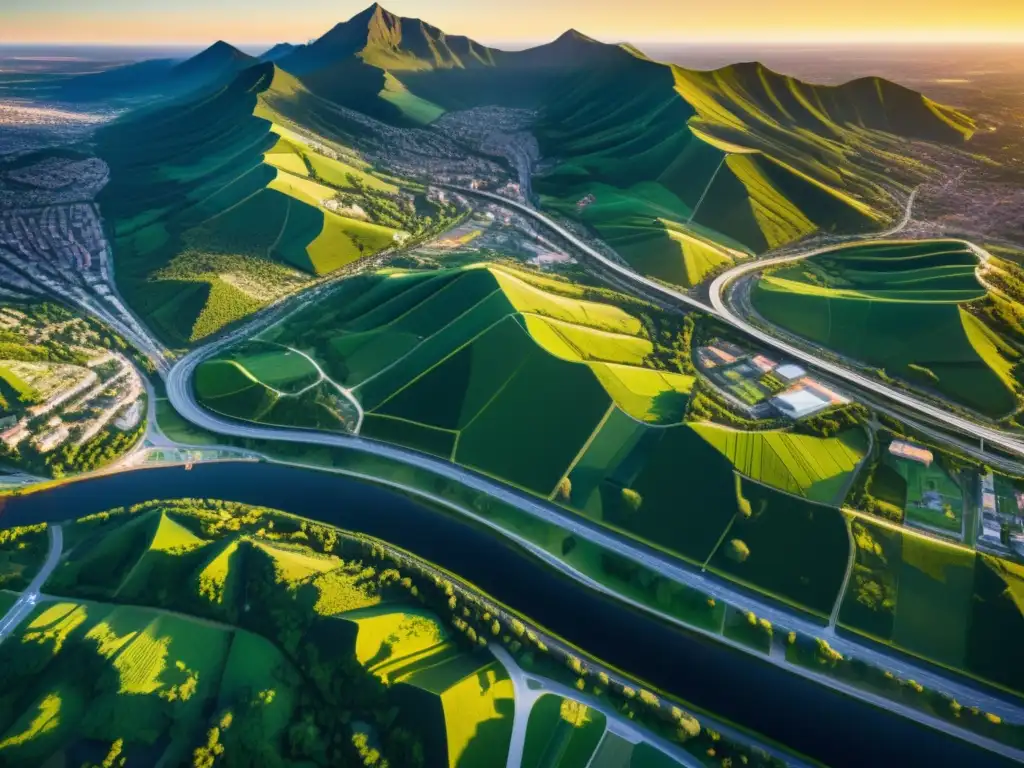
[770,387,830,419]
[774,364,807,383]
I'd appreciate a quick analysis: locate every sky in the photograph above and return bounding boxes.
[3,0,1024,47]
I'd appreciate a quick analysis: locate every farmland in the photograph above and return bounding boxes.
[838,516,1024,695]
[193,262,875,617]
[97,63,457,347]
[750,239,1020,416]
[522,694,606,768]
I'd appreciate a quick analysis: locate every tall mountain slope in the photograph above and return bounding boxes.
[96,63,420,346]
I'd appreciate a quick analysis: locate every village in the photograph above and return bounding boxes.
[0,304,145,477]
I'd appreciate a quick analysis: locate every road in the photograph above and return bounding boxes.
[0,525,63,644]
[448,186,1024,458]
[165,337,1024,738]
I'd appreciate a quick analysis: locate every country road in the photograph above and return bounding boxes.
[0,525,62,644]
[450,186,1024,458]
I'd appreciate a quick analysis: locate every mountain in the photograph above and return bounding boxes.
[278,3,499,75]
[259,42,302,62]
[171,40,257,84]
[57,40,256,103]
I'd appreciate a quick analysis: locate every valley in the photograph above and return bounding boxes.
[2,6,1024,768]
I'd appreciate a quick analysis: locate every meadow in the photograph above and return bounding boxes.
[838,515,1024,695]
[751,240,1020,416]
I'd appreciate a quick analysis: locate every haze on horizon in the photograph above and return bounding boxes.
[3,0,1024,47]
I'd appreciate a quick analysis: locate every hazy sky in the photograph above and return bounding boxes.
[4,0,1024,46]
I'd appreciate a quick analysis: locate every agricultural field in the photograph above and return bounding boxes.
[21,498,519,767]
[522,694,606,768]
[838,516,1024,694]
[0,597,297,767]
[750,240,1021,417]
[691,424,868,503]
[193,262,868,616]
[98,63,458,347]
[886,454,964,533]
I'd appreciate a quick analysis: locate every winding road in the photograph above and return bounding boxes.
[0,525,63,644]
[450,186,1024,458]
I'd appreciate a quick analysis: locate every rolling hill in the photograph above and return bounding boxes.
[253,4,975,287]
[96,62,448,347]
[750,239,1021,417]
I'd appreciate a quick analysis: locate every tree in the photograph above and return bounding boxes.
[621,488,643,512]
[726,539,750,563]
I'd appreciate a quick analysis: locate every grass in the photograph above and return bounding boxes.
[889,456,963,533]
[217,630,296,736]
[522,694,606,768]
[750,239,1019,417]
[692,424,867,502]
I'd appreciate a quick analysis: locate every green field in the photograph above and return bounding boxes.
[751,240,1019,416]
[522,694,606,768]
[889,455,963,533]
[838,516,1024,693]
[692,424,867,503]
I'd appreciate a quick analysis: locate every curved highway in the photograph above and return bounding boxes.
[165,333,1024,746]
[449,186,1024,457]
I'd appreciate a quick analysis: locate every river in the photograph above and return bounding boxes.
[0,462,1013,768]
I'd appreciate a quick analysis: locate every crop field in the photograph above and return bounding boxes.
[692,424,867,503]
[522,694,607,768]
[97,64,427,346]
[0,598,237,764]
[750,239,1019,416]
[343,604,514,768]
[199,263,695,492]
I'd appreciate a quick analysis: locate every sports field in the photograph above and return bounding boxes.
[888,455,963,533]
[751,240,1019,417]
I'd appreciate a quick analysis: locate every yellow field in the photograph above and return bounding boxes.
[254,541,340,583]
[491,268,641,335]
[589,363,694,422]
[522,314,653,365]
[149,512,206,554]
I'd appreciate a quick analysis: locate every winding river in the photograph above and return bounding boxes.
[0,462,1014,768]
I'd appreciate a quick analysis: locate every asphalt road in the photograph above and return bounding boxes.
[0,525,63,644]
[449,186,1024,458]
[165,339,1024,738]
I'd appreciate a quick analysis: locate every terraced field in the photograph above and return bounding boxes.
[750,240,1020,416]
[98,63,441,346]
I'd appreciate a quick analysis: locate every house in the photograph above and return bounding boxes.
[0,422,28,449]
[980,516,1003,547]
[770,387,831,419]
[751,355,777,373]
[774,363,807,383]
[889,440,934,467]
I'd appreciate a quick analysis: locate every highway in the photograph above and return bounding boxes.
[449,186,1024,458]
[165,331,1024,745]
[0,525,63,644]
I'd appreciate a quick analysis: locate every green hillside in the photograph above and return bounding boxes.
[750,239,1020,416]
[195,263,695,492]
[21,499,516,768]
[97,63,452,347]
[192,265,864,616]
